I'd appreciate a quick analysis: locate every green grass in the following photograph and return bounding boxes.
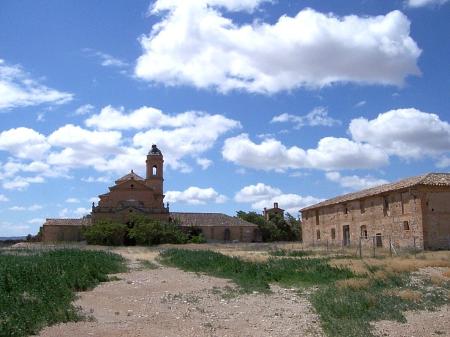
[137,259,159,269]
[269,249,311,257]
[159,249,353,293]
[0,249,125,337]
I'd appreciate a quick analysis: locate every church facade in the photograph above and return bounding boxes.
[41,145,258,243]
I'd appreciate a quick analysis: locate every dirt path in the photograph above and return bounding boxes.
[37,264,324,337]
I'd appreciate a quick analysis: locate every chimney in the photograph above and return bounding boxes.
[274,202,278,209]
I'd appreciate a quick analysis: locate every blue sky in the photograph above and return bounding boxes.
[0,0,449,236]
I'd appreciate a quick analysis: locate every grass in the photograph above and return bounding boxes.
[269,249,311,257]
[0,249,125,337]
[137,259,159,269]
[160,249,354,293]
[160,248,450,337]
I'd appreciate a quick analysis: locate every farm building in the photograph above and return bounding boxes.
[300,173,450,250]
[41,145,258,243]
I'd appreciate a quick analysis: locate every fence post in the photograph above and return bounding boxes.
[359,237,362,258]
[326,239,329,253]
[413,236,417,258]
[389,236,392,257]
[372,236,376,258]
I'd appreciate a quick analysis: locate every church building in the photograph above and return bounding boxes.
[41,145,258,243]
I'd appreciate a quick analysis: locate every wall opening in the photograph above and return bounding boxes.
[152,165,157,176]
[315,210,319,226]
[316,230,321,240]
[331,228,336,240]
[376,233,383,247]
[343,225,350,246]
[360,225,368,239]
[360,200,365,214]
[403,221,410,230]
[224,228,231,241]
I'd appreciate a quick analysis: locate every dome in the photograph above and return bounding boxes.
[148,144,162,156]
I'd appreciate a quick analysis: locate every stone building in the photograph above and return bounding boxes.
[263,202,284,220]
[300,173,450,250]
[41,145,258,243]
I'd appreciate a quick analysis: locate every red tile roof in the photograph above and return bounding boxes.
[171,212,257,227]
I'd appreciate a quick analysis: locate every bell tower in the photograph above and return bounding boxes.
[146,144,164,196]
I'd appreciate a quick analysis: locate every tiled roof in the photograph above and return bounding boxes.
[171,212,258,227]
[44,218,92,226]
[115,170,144,183]
[301,173,450,211]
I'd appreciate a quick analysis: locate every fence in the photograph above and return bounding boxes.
[307,235,426,258]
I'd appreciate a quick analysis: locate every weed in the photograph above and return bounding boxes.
[160,249,353,293]
[269,249,311,257]
[137,259,159,270]
[0,249,125,337]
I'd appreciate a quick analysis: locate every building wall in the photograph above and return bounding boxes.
[42,225,84,242]
[196,225,258,242]
[422,189,450,249]
[301,188,426,249]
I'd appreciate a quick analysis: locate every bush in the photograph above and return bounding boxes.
[128,218,187,245]
[83,221,127,246]
[189,233,207,244]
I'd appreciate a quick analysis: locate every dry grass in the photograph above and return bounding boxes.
[430,275,447,286]
[329,259,369,275]
[335,278,371,290]
[384,258,450,273]
[383,289,423,302]
[372,270,390,281]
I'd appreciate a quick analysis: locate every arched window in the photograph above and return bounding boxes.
[316,230,321,240]
[152,165,157,175]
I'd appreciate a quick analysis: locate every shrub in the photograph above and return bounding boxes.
[83,221,127,246]
[128,219,187,245]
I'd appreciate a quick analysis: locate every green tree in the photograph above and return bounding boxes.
[83,221,127,246]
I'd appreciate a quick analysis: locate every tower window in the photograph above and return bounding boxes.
[152,165,157,175]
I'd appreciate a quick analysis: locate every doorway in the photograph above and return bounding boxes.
[376,233,383,247]
[343,225,350,246]
[224,228,231,241]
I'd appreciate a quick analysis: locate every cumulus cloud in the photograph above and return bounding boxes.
[0,194,9,202]
[271,107,340,129]
[349,108,450,159]
[0,127,50,160]
[27,218,45,225]
[2,176,45,191]
[59,207,90,218]
[136,3,421,93]
[0,59,72,110]
[83,48,128,68]
[65,198,80,203]
[165,186,227,205]
[325,171,389,190]
[222,134,388,171]
[9,204,43,211]
[406,0,449,7]
[235,183,322,214]
[74,104,95,116]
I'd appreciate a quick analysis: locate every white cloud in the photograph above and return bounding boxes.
[3,176,45,190]
[0,59,73,110]
[436,156,450,168]
[74,104,95,116]
[271,107,340,129]
[165,186,227,205]
[354,101,366,108]
[0,127,50,159]
[136,4,420,93]
[222,134,388,171]
[196,158,213,170]
[406,0,448,7]
[9,204,43,211]
[0,194,8,202]
[349,108,450,159]
[83,48,128,68]
[325,171,389,190]
[82,176,111,183]
[235,183,322,214]
[65,198,80,203]
[0,222,31,236]
[59,207,90,218]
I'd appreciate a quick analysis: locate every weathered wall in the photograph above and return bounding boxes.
[302,188,425,249]
[42,225,84,242]
[422,189,450,249]
[192,225,258,242]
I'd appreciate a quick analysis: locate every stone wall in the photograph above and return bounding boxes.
[197,225,258,242]
[42,225,84,242]
[301,187,426,249]
[422,189,450,249]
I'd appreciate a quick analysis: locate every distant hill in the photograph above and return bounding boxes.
[0,236,26,241]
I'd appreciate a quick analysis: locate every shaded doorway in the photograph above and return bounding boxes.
[224,228,231,241]
[343,225,350,246]
[124,221,136,246]
[376,233,383,247]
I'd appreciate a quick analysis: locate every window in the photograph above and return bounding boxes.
[360,225,368,239]
[316,230,321,240]
[130,184,134,189]
[315,210,319,226]
[344,204,349,215]
[383,196,389,216]
[152,165,157,175]
[360,200,365,214]
[331,228,336,240]
[403,221,410,230]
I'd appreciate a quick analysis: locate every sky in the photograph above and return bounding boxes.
[0,0,449,236]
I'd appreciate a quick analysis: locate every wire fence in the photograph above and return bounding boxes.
[307,235,428,258]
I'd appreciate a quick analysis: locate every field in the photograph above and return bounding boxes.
[2,242,450,337]
[0,249,125,337]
